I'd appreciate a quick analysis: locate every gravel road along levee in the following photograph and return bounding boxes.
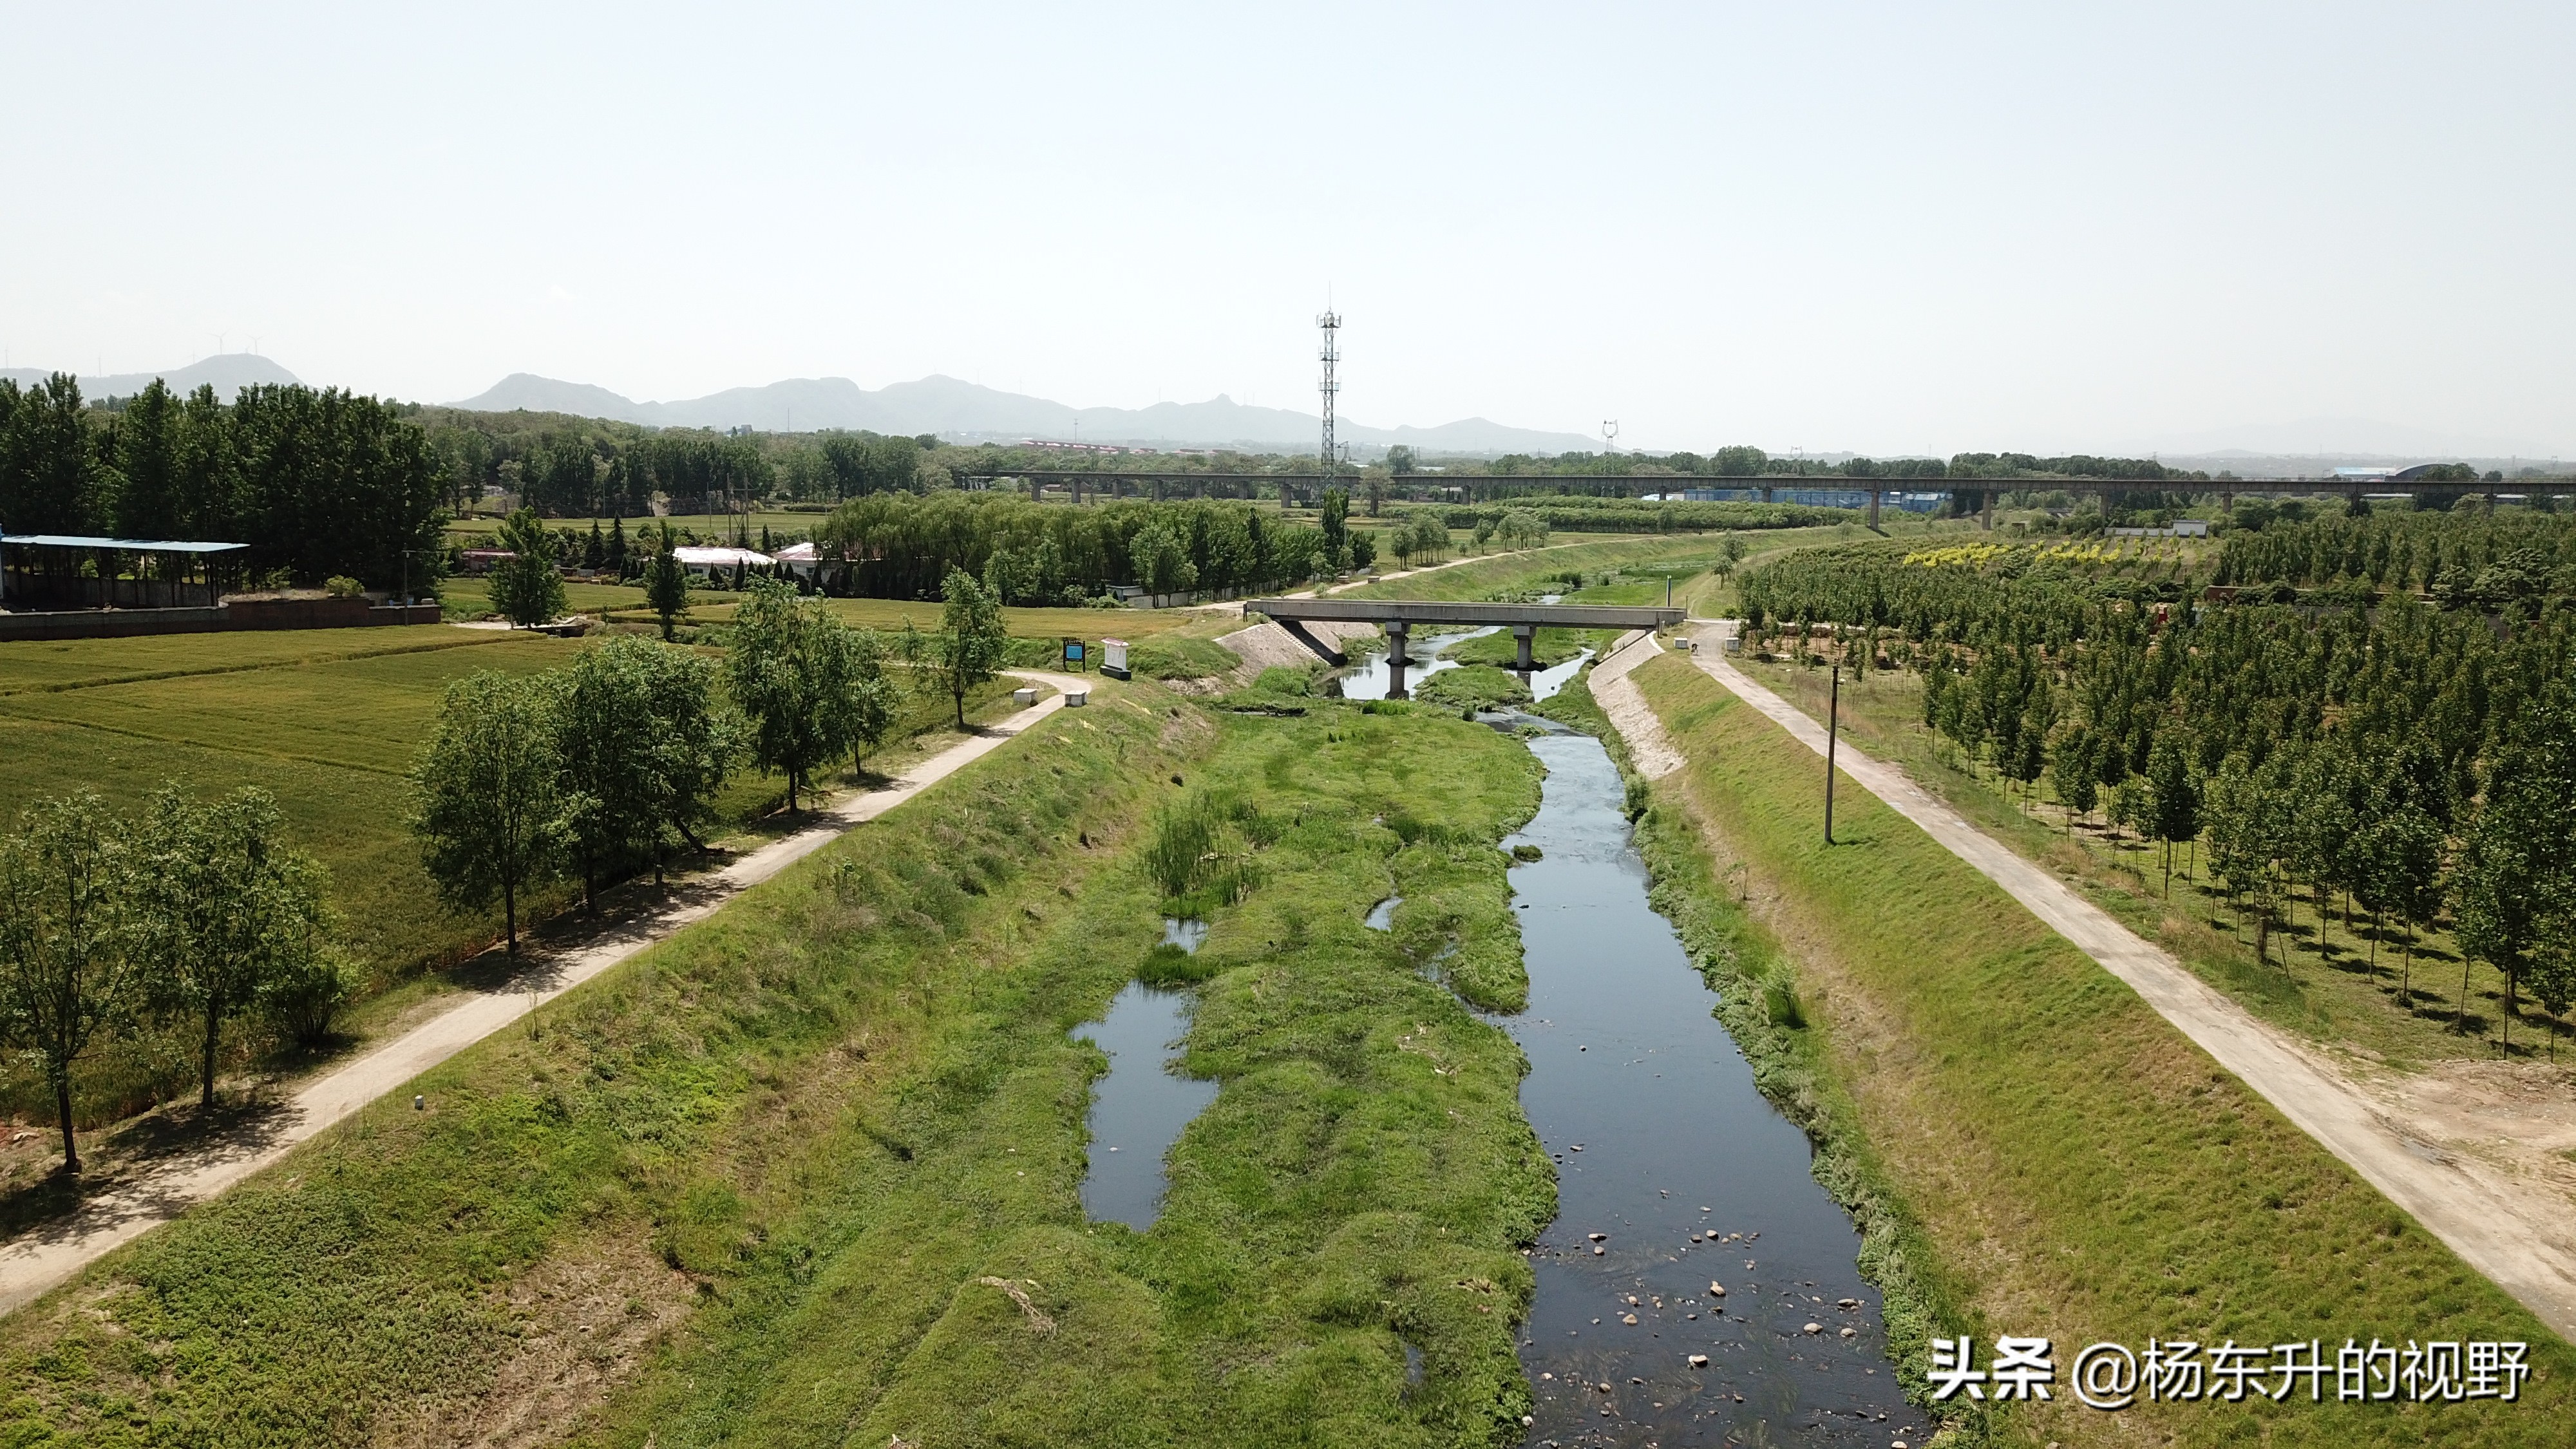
[1597,621,2576,1341]
[0,670,1090,1320]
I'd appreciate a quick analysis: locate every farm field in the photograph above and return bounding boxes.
[0,679,1558,1446]
[1618,653,2573,1446]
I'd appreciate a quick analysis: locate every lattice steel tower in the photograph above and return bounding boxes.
[1318,309,1342,484]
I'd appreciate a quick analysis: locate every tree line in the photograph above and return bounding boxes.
[1740,529,2576,1048]
[0,374,447,590]
[410,574,1010,951]
[2213,510,2575,611]
[815,492,1338,602]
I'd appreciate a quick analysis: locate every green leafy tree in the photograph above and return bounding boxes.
[643,522,692,639]
[934,566,1010,728]
[1320,489,1349,558]
[728,577,895,810]
[0,791,140,1170]
[131,786,332,1107]
[2145,733,2201,896]
[556,636,741,896]
[489,506,567,629]
[2452,668,2576,1044]
[634,639,742,875]
[2049,724,2099,829]
[410,672,567,955]
[1132,518,1198,601]
[554,643,661,913]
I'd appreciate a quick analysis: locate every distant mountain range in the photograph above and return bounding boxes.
[1,354,302,402]
[449,372,1602,456]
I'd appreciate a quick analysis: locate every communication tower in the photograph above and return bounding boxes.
[1318,309,1341,485]
[1602,419,1620,453]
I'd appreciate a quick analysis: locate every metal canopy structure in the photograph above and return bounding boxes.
[1,534,252,611]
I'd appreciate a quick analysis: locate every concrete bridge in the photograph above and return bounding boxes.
[1244,597,1681,697]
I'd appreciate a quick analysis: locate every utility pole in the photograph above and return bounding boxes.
[1824,663,1841,845]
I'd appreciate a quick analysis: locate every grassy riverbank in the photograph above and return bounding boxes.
[3,687,1558,1447]
[1624,651,2573,1446]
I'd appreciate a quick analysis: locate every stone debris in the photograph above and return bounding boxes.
[1707,1282,1726,1296]
[1803,1321,1823,1334]
[1687,1354,1710,1368]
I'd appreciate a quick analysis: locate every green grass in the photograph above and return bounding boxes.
[0,624,523,695]
[0,688,1560,1448]
[1126,633,1245,680]
[1412,665,1530,714]
[1627,652,2573,1446]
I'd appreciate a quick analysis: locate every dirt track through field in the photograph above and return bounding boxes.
[0,671,1089,1320]
[1589,623,2576,1341]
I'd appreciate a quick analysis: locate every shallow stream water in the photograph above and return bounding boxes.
[1074,981,1217,1229]
[1504,730,1914,1447]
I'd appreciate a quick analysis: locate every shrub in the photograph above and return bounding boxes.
[1137,942,1223,987]
[263,944,361,1048]
[324,576,366,598]
[1763,981,1808,1029]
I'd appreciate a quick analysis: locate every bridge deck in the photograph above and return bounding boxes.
[1245,598,1683,630]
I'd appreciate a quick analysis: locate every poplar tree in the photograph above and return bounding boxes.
[0,792,138,1171]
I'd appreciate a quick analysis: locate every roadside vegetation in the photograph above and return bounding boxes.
[1622,651,2573,1446]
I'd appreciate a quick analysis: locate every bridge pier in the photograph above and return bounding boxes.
[1982,489,1994,532]
[1385,621,1410,699]
[1513,623,1535,672]
[1868,490,1881,529]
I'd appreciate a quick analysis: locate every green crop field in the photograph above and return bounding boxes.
[1624,653,2571,1446]
[0,680,1560,1447]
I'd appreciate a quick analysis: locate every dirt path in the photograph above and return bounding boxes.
[0,671,1090,1320]
[1610,623,2576,1340]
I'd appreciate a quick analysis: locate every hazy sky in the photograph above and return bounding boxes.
[5,2,2571,456]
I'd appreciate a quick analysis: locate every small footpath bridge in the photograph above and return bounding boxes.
[1244,597,1681,697]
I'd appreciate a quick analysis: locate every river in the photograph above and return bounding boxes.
[1080,629,1918,1443]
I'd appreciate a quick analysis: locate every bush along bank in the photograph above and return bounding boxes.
[1540,663,1977,1439]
